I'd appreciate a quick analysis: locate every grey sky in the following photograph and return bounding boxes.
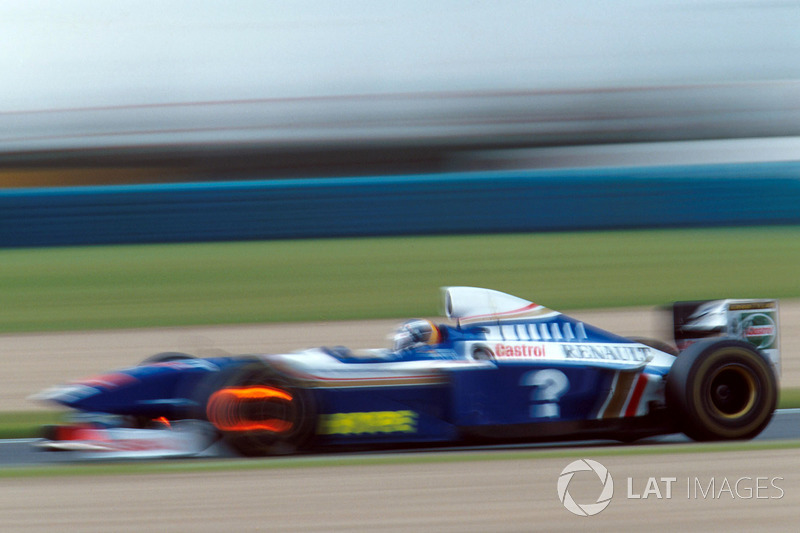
[1,0,798,111]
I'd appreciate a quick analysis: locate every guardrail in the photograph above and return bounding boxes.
[2,162,799,247]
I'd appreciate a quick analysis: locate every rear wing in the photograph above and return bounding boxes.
[673,299,780,377]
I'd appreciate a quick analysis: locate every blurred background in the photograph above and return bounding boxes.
[0,0,798,185]
[1,0,799,247]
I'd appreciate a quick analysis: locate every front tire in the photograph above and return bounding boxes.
[666,339,777,441]
[203,362,316,456]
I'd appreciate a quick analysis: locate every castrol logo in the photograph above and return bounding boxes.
[741,313,776,349]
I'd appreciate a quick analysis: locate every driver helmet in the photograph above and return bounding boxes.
[393,319,442,351]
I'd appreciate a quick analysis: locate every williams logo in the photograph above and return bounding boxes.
[557,459,614,516]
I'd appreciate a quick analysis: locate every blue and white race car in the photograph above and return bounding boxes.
[34,287,780,457]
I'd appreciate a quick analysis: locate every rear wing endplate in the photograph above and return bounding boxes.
[673,299,780,377]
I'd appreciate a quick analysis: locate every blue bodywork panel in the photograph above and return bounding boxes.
[447,364,614,427]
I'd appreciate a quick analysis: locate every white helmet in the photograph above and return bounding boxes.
[393,319,441,351]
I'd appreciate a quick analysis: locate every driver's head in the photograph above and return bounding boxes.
[393,319,441,351]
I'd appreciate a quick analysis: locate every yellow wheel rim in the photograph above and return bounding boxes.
[707,364,757,419]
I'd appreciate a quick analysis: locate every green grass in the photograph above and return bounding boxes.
[0,411,64,439]
[2,226,799,333]
[778,388,800,410]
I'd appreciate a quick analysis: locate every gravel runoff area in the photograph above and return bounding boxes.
[3,301,798,412]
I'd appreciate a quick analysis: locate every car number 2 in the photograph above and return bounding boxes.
[520,369,570,418]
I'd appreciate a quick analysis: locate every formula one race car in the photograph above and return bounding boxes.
[33,287,780,458]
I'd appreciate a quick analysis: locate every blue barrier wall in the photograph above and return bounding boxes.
[2,162,800,247]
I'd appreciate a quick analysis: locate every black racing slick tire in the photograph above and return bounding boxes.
[666,338,777,441]
[203,362,316,456]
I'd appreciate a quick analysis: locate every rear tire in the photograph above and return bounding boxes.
[666,339,777,441]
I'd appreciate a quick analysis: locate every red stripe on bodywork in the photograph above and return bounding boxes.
[624,374,649,417]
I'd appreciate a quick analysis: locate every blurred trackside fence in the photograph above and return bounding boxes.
[2,162,800,247]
